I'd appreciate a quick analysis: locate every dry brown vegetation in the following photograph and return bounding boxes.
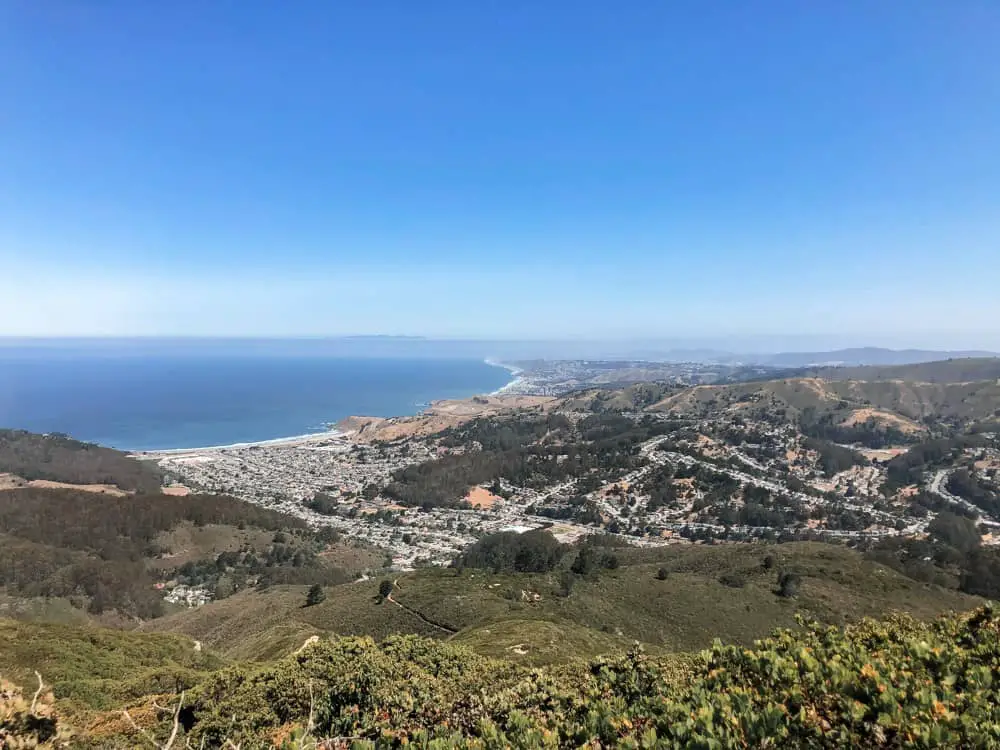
[339,395,555,443]
[843,407,924,434]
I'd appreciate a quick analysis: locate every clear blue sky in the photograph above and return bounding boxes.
[2,1,998,347]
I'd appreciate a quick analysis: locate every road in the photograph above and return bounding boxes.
[928,469,1000,527]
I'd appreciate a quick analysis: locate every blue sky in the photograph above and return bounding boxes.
[1,1,998,346]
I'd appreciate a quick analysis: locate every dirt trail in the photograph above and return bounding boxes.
[386,579,457,636]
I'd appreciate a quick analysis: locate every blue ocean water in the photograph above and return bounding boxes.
[0,350,511,451]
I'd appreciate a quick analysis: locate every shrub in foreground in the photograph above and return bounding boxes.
[0,675,72,748]
[148,605,1000,748]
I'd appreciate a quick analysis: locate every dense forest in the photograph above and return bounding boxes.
[0,487,331,618]
[884,435,987,490]
[946,468,1000,517]
[0,487,303,559]
[799,408,917,449]
[869,510,1000,598]
[455,529,565,573]
[801,437,868,477]
[0,429,163,492]
[385,414,672,508]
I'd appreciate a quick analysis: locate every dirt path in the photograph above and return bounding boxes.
[386,579,457,636]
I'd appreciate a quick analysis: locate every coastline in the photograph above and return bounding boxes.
[132,428,348,457]
[485,358,526,395]
[135,360,519,456]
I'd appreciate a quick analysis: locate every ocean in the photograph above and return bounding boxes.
[0,348,512,451]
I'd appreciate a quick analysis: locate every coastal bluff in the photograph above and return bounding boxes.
[337,394,554,443]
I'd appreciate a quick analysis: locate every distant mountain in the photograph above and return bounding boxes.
[754,348,998,368]
[2,338,995,367]
[798,357,1000,384]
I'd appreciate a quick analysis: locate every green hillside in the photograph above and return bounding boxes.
[0,538,989,747]
[16,605,1000,748]
[0,429,163,493]
[0,619,223,715]
[648,376,1000,424]
[153,542,978,666]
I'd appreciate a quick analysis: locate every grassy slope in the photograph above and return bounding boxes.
[0,619,224,714]
[154,523,386,575]
[148,579,444,662]
[155,542,979,666]
[648,377,1000,422]
[150,522,276,570]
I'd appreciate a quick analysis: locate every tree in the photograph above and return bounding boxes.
[305,584,326,607]
[556,570,575,597]
[928,512,981,556]
[213,576,235,600]
[762,554,776,571]
[378,579,394,600]
[777,571,801,598]
[655,567,669,581]
[571,547,597,576]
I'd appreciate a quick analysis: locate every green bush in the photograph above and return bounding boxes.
[154,605,1000,748]
[304,584,325,607]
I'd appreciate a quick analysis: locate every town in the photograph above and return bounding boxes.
[141,380,1000,571]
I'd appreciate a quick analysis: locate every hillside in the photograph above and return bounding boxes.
[647,376,1000,424]
[0,618,223,715]
[0,483,369,622]
[152,542,978,666]
[556,381,682,413]
[0,429,163,493]
[554,359,1000,424]
[799,356,1000,384]
[9,605,1000,748]
[0,417,997,747]
[760,348,998,368]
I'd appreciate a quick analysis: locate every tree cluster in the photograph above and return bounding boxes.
[0,429,163,492]
[454,529,565,573]
[386,414,672,509]
[0,487,312,617]
[801,437,867,478]
[884,436,985,489]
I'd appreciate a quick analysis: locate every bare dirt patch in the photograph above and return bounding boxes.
[798,378,837,401]
[857,447,908,462]
[24,479,130,496]
[340,396,555,443]
[0,473,26,491]
[161,485,192,496]
[465,486,501,509]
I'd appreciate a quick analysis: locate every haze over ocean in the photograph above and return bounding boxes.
[0,347,511,450]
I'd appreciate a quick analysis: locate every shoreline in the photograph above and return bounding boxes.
[485,358,526,395]
[136,360,520,456]
[132,428,348,457]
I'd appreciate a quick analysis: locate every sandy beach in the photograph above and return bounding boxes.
[132,429,349,458]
